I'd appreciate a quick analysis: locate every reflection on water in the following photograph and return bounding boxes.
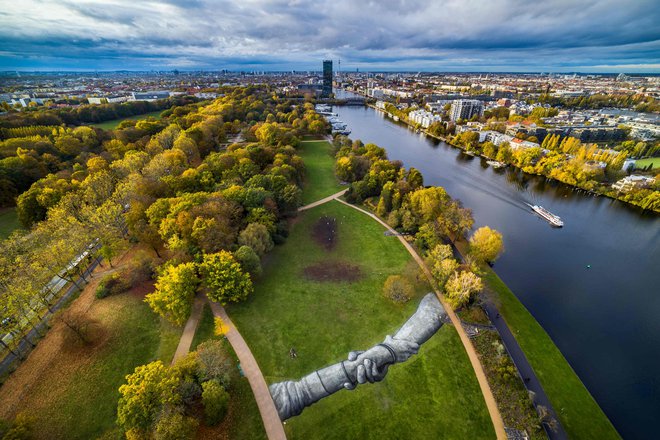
[332,101,660,440]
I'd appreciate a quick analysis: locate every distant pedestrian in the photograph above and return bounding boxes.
[524,377,530,384]
[289,347,297,359]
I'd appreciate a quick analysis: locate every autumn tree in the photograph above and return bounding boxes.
[426,244,459,288]
[200,251,253,304]
[469,226,504,264]
[444,271,483,309]
[117,361,180,434]
[145,262,199,326]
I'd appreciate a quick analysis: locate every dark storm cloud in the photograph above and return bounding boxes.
[0,0,658,71]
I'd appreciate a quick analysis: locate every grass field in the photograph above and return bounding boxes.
[90,111,163,130]
[298,140,344,204]
[227,201,495,439]
[0,207,21,240]
[482,269,621,440]
[633,157,660,170]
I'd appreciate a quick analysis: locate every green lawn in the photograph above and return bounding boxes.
[482,269,621,440]
[298,140,344,204]
[90,111,163,130]
[634,157,660,170]
[0,208,21,240]
[227,201,495,439]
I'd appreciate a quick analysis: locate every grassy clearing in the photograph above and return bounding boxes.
[191,304,267,440]
[90,111,163,130]
[0,292,174,440]
[482,269,620,440]
[298,140,344,204]
[228,201,494,439]
[633,157,660,170]
[0,208,21,240]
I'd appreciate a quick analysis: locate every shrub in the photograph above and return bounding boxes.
[197,340,232,387]
[382,275,414,303]
[201,380,230,426]
[154,412,198,440]
[0,414,34,440]
[96,272,129,299]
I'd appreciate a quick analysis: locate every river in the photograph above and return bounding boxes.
[331,95,660,439]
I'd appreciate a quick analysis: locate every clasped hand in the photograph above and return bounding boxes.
[342,335,419,390]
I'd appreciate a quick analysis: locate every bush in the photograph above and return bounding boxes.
[154,412,198,440]
[0,414,33,440]
[95,272,129,299]
[382,275,414,303]
[201,380,230,426]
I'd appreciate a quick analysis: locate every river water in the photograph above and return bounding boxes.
[331,96,660,439]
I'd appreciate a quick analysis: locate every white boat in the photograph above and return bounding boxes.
[486,160,507,168]
[526,203,563,227]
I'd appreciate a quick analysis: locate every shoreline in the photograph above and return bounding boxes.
[364,102,657,214]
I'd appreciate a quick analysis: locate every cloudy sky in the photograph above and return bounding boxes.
[1,0,659,72]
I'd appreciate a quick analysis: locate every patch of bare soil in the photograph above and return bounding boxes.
[303,261,363,282]
[311,216,337,251]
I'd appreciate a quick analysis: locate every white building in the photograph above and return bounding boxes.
[449,100,484,121]
[409,109,442,128]
[612,175,656,192]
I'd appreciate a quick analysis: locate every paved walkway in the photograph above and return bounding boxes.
[298,189,347,212]
[483,302,568,439]
[332,197,508,439]
[170,293,205,365]
[208,301,287,440]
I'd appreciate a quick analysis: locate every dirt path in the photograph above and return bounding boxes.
[207,301,287,440]
[297,189,347,212]
[333,197,508,439]
[170,293,205,365]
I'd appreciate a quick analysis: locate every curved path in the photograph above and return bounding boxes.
[333,197,507,439]
[298,189,347,212]
[208,301,287,440]
[170,293,205,365]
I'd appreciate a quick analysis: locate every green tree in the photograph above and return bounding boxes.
[202,380,230,426]
[117,361,180,433]
[145,262,199,326]
[233,245,262,277]
[469,226,504,264]
[201,251,253,304]
[238,223,273,257]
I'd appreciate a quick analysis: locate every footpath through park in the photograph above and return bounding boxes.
[332,197,508,439]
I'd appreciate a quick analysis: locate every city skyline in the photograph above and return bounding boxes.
[1,0,659,73]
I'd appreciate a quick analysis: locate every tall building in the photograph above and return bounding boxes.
[322,60,333,97]
[449,99,484,121]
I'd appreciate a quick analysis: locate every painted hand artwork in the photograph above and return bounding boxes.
[269,293,447,421]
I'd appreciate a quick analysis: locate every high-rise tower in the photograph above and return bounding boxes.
[322,60,333,97]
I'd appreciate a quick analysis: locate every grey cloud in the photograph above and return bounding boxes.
[0,0,658,71]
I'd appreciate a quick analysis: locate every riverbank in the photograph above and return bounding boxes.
[366,103,658,214]
[453,240,620,440]
[329,116,621,438]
